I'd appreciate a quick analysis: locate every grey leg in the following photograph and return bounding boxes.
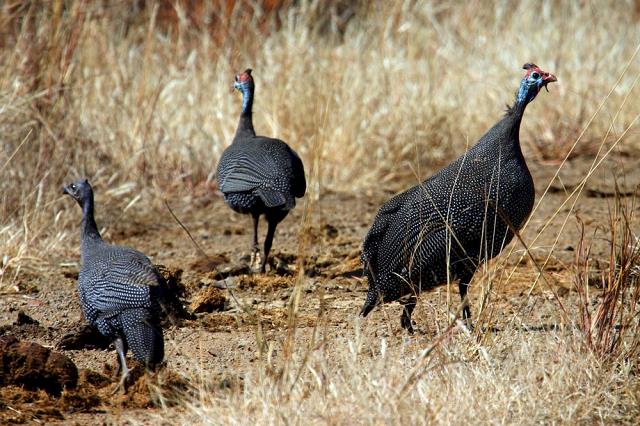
[251,213,261,269]
[458,272,474,323]
[112,337,130,394]
[400,296,417,333]
[261,220,278,273]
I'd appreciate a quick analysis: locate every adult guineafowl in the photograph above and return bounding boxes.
[361,64,557,332]
[63,179,164,389]
[216,69,306,272]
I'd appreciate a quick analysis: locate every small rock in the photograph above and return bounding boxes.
[273,257,291,276]
[214,264,252,280]
[14,311,38,326]
[304,265,319,277]
[62,270,79,280]
[323,223,339,239]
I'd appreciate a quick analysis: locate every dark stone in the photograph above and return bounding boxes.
[14,311,38,326]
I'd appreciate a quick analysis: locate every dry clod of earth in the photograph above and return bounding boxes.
[98,365,192,410]
[0,336,78,395]
[156,265,195,323]
[190,286,227,313]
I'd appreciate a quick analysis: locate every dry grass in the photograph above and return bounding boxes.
[2,0,639,264]
[574,192,640,360]
[1,0,640,424]
[170,329,638,424]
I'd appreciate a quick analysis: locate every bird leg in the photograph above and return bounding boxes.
[261,220,278,273]
[458,278,473,329]
[400,296,417,333]
[111,337,131,395]
[250,213,261,270]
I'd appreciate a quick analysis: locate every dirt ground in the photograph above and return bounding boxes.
[0,154,637,424]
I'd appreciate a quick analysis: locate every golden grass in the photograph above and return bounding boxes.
[169,329,639,424]
[1,1,640,423]
[1,1,639,265]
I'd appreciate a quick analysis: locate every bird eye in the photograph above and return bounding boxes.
[531,72,540,79]
[71,184,77,190]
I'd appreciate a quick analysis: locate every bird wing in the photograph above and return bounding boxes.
[217,153,277,193]
[255,188,288,207]
[364,184,457,281]
[82,249,162,315]
[385,217,447,278]
[383,192,482,281]
[218,138,303,208]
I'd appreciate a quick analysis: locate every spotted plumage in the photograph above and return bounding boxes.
[63,179,164,387]
[360,64,557,331]
[216,69,306,272]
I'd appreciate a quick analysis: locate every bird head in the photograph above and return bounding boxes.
[234,69,254,92]
[516,63,557,105]
[234,69,254,112]
[63,178,93,206]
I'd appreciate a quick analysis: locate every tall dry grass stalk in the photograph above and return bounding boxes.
[574,191,640,360]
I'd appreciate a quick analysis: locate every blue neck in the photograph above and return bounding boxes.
[81,195,101,242]
[241,85,252,114]
[516,78,540,106]
[235,83,255,139]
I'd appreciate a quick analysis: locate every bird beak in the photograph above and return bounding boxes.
[62,186,70,195]
[542,73,557,92]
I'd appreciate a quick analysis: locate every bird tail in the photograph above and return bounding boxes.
[360,257,381,317]
[360,286,381,317]
[360,268,383,318]
[120,309,164,367]
[257,188,288,208]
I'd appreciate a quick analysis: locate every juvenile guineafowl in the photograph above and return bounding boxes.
[361,64,557,332]
[63,179,164,388]
[216,69,306,272]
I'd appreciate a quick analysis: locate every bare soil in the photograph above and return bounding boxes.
[0,154,637,424]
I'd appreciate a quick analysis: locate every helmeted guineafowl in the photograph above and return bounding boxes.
[63,179,164,388]
[216,69,306,272]
[360,64,557,332]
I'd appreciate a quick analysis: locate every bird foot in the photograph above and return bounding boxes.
[401,318,415,334]
[463,319,475,332]
[250,250,263,272]
[455,317,474,333]
[111,366,131,395]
